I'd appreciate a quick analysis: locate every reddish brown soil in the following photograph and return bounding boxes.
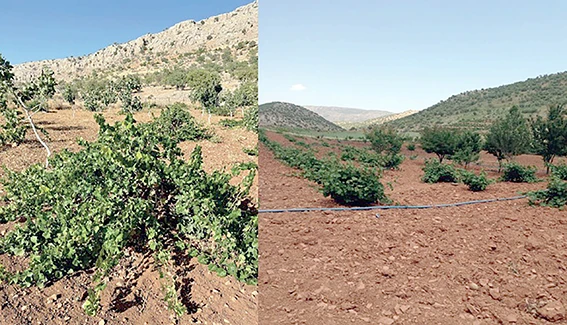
[259,131,567,325]
[0,107,258,325]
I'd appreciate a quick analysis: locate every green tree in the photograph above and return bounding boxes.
[187,69,222,111]
[243,104,258,132]
[365,126,403,155]
[452,131,483,168]
[222,82,258,117]
[165,68,189,90]
[530,104,567,173]
[484,106,532,171]
[420,127,457,163]
[62,83,78,105]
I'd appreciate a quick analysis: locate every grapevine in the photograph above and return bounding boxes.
[0,112,257,316]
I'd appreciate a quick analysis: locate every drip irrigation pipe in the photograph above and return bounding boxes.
[258,195,528,214]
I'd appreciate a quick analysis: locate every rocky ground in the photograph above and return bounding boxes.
[259,131,567,325]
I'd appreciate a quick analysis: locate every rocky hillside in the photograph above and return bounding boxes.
[259,102,344,132]
[387,71,567,132]
[13,1,258,82]
[337,110,418,129]
[303,105,392,123]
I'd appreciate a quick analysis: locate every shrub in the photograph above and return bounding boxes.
[422,159,459,183]
[407,143,416,151]
[218,119,241,128]
[150,102,210,142]
[321,163,386,205]
[0,114,256,317]
[500,162,538,183]
[120,91,143,113]
[243,146,258,156]
[340,146,357,161]
[550,163,567,180]
[209,105,232,116]
[528,177,567,208]
[381,153,405,170]
[260,133,389,205]
[242,104,258,132]
[459,169,490,191]
[83,91,102,111]
[0,106,27,146]
[118,75,142,93]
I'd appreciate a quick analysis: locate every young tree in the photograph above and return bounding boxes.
[62,83,78,105]
[484,106,531,172]
[531,104,567,173]
[365,126,403,155]
[452,131,483,168]
[420,127,457,163]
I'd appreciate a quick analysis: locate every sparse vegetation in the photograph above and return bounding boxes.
[259,131,388,205]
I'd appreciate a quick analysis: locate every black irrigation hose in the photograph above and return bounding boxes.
[258,194,528,214]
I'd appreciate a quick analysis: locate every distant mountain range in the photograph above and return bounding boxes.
[387,71,567,132]
[337,110,419,129]
[303,105,392,123]
[259,102,344,131]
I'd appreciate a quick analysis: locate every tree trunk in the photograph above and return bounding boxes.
[13,92,51,168]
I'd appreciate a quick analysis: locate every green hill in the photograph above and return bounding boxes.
[388,71,567,132]
[259,101,344,131]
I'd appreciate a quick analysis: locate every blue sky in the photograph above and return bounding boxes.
[259,0,567,112]
[0,0,252,64]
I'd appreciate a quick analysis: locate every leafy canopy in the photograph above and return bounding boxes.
[484,106,531,169]
[0,113,257,316]
[530,104,567,173]
[420,127,457,163]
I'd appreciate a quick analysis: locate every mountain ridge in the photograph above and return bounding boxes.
[259,101,344,132]
[303,105,392,123]
[387,70,567,132]
[13,1,258,82]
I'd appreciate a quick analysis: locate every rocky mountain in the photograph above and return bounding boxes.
[13,1,258,82]
[303,105,392,123]
[259,102,344,132]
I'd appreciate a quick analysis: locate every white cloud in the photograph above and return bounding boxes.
[290,84,306,91]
